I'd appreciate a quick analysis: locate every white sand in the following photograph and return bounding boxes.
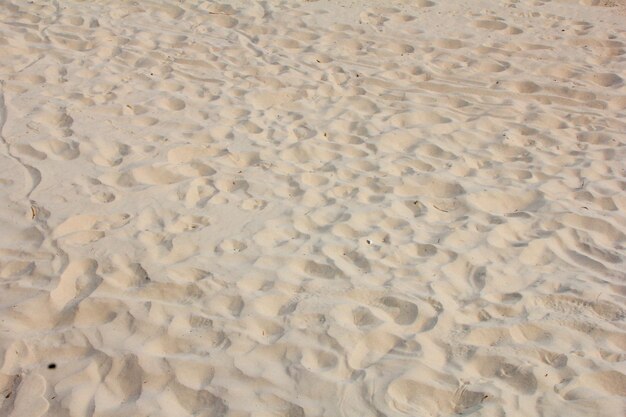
[1,0,625,416]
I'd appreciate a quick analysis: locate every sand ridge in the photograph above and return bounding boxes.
[0,0,625,416]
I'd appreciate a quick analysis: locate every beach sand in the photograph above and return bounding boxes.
[0,0,625,416]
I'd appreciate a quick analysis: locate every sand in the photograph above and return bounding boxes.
[0,0,625,416]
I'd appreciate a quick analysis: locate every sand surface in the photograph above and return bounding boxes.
[1,0,625,416]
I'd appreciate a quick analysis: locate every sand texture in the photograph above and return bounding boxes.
[0,0,625,416]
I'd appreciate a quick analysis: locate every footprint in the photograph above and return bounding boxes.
[253,224,299,248]
[291,259,340,279]
[31,105,74,133]
[347,330,400,369]
[473,19,508,31]
[351,306,384,329]
[98,254,149,289]
[138,232,198,264]
[94,355,144,411]
[31,139,79,160]
[239,316,284,343]
[52,213,130,243]
[88,139,130,167]
[50,259,102,311]
[158,96,186,111]
[467,189,540,215]
[300,348,338,371]
[386,378,457,416]
[470,355,537,394]
[215,239,247,254]
[131,165,185,185]
[91,190,116,204]
[396,177,464,199]
[11,144,46,160]
[389,110,451,127]
[375,296,419,325]
[181,178,217,208]
[378,130,420,152]
[167,146,224,163]
[6,374,48,417]
[169,358,215,390]
[401,242,438,258]
[48,32,92,51]
[206,13,238,29]
[585,72,623,87]
[434,38,464,49]
[322,244,371,275]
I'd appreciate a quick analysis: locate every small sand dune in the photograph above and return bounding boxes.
[0,1,625,416]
